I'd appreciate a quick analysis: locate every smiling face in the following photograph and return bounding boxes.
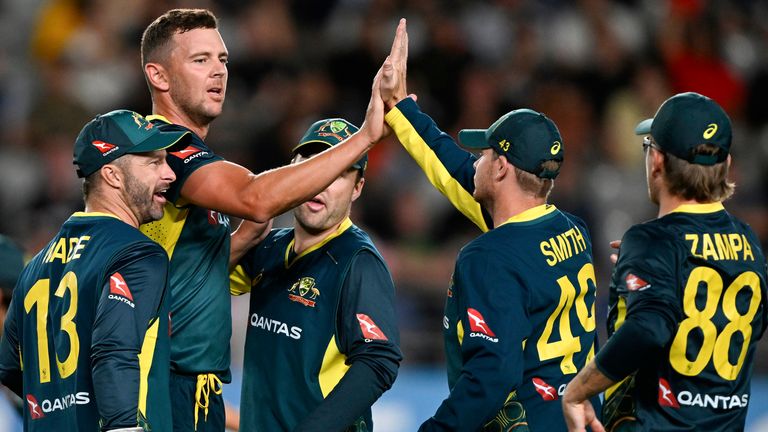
[165,28,228,125]
[291,154,364,235]
[115,150,176,224]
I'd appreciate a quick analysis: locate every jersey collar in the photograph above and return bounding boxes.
[284,218,353,268]
[498,204,557,227]
[71,211,121,220]
[146,114,172,124]
[670,202,724,214]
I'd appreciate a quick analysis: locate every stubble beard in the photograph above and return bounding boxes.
[123,172,163,224]
[169,80,221,127]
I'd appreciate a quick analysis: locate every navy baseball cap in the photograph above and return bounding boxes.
[458,109,564,179]
[635,92,731,165]
[291,118,367,174]
[0,235,24,289]
[73,110,189,178]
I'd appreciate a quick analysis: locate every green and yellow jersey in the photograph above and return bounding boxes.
[598,203,767,431]
[0,213,171,431]
[140,117,232,381]
[231,219,401,432]
[386,98,600,431]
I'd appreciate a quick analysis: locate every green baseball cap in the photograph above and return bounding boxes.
[291,118,367,173]
[73,110,189,178]
[0,235,24,289]
[458,109,564,179]
[635,92,731,165]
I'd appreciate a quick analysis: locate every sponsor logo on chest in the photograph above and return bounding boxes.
[249,312,302,339]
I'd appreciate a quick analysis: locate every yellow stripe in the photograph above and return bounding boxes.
[71,211,121,219]
[605,376,630,399]
[670,202,724,214]
[614,296,627,330]
[137,318,159,416]
[385,107,489,232]
[318,337,349,397]
[229,264,253,295]
[146,114,172,124]
[284,218,353,268]
[457,320,464,346]
[497,204,557,226]
[140,203,189,259]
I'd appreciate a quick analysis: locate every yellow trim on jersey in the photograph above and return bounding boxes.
[498,204,557,227]
[318,337,350,397]
[71,211,121,220]
[385,107,489,232]
[670,202,724,214]
[614,296,627,330]
[140,203,189,259]
[229,264,253,295]
[604,376,630,400]
[284,218,353,269]
[137,317,160,417]
[457,320,464,346]
[146,114,172,124]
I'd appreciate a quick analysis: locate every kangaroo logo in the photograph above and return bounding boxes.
[288,277,320,307]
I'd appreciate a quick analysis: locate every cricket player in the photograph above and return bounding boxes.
[379,45,600,429]
[562,92,768,432]
[0,110,184,431]
[229,118,401,432]
[138,10,404,430]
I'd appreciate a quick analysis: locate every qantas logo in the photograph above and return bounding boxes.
[658,378,680,408]
[26,392,90,418]
[26,394,44,419]
[108,272,135,308]
[170,145,208,163]
[532,377,558,401]
[626,273,650,292]
[207,210,230,227]
[92,140,119,156]
[467,308,498,342]
[356,314,388,341]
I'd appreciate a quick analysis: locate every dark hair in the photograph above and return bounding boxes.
[662,144,734,202]
[141,9,218,66]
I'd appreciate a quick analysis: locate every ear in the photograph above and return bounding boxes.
[726,154,732,169]
[350,177,365,203]
[496,154,510,181]
[145,62,170,92]
[100,163,124,189]
[649,148,665,178]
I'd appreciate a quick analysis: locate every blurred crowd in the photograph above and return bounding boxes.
[1,0,767,370]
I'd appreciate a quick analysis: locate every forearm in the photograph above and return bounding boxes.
[563,360,615,404]
[294,360,395,432]
[243,132,374,220]
[91,348,141,430]
[230,220,271,270]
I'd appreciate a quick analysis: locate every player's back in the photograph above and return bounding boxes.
[611,204,767,431]
[448,205,599,430]
[11,213,162,430]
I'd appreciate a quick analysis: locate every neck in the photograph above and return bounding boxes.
[292,217,347,255]
[656,190,711,218]
[487,190,546,228]
[152,99,210,140]
[85,193,139,228]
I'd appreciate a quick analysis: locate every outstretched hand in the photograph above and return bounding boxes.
[380,17,410,110]
[360,18,407,145]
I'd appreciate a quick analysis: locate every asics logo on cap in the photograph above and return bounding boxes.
[703,123,718,139]
[550,141,562,155]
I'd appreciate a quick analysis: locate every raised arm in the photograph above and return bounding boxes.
[180,20,407,223]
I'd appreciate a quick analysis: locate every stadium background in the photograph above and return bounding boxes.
[0,0,767,430]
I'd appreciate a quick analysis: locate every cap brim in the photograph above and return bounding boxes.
[291,140,333,156]
[130,130,189,154]
[634,118,653,135]
[458,129,489,150]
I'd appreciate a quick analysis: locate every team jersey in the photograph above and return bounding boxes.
[386,98,600,431]
[139,116,233,380]
[230,219,401,432]
[598,203,767,431]
[0,212,171,431]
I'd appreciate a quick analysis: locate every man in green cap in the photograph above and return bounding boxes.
[0,110,184,431]
[562,92,768,432]
[379,43,599,430]
[228,118,401,432]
